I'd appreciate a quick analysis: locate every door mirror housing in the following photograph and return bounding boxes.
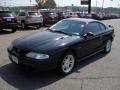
[83,32,94,38]
[108,25,113,28]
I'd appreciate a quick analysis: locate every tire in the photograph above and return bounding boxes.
[58,52,76,75]
[36,24,41,29]
[43,22,46,27]
[0,28,2,32]
[21,22,26,30]
[104,39,112,53]
[11,28,17,33]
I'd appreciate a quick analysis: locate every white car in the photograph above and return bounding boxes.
[18,11,43,29]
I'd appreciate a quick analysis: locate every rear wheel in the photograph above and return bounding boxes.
[58,52,76,75]
[0,28,2,32]
[21,22,26,30]
[11,28,17,33]
[36,24,41,29]
[43,22,46,27]
[104,39,112,53]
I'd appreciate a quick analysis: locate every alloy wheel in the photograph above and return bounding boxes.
[62,54,75,74]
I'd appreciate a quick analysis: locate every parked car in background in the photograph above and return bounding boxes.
[17,11,43,29]
[8,18,115,75]
[57,12,65,21]
[92,13,104,20]
[0,11,18,32]
[62,12,70,18]
[40,11,58,26]
[57,12,69,21]
[68,12,78,18]
[77,12,92,19]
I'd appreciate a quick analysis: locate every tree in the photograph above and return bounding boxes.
[36,0,56,9]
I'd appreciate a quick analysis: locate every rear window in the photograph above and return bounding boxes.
[28,12,39,16]
[0,12,13,17]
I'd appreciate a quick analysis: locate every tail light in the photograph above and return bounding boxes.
[44,16,48,20]
[12,16,18,22]
[27,16,32,20]
[0,16,3,21]
[40,15,43,18]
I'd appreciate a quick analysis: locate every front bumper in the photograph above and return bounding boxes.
[8,49,58,71]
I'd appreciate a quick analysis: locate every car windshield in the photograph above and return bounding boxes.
[49,20,86,36]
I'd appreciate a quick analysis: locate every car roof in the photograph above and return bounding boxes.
[64,18,98,24]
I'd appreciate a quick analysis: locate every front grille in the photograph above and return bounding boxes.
[12,47,27,56]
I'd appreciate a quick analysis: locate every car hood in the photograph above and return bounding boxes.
[13,31,80,53]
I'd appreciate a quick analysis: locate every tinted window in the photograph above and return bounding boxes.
[19,12,26,16]
[28,12,38,16]
[50,20,86,36]
[99,23,106,31]
[84,22,101,34]
[0,12,13,17]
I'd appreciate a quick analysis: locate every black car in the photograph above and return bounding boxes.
[0,11,18,32]
[8,18,115,75]
[41,11,58,26]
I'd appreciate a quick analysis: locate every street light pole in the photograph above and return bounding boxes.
[88,0,91,13]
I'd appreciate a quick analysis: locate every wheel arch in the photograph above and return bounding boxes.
[59,47,78,62]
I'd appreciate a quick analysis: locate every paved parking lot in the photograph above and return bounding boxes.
[0,19,120,90]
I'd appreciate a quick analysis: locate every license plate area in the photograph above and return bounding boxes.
[6,18,11,21]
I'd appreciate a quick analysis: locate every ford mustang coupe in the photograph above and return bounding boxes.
[8,18,115,75]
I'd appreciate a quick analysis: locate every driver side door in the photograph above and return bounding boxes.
[77,22,102,59]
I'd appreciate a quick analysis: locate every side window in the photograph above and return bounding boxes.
[83,22,101,34]
[19,12,26,16]
[99,23,106,31]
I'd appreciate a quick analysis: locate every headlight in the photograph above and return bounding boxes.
[26,52,49,60]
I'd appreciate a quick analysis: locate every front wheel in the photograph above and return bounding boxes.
[58,52,76,75]
[104,39,112,53]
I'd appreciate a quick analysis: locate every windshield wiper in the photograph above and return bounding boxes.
[52,30,71,35]
[48,29,79,36]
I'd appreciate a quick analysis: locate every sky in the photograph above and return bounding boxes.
[0,0,120,8]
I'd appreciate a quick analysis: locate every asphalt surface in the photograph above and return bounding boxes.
[0,19,120,90]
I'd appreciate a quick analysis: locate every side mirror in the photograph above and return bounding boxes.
[108,25,113,28]
[83,32,94,38]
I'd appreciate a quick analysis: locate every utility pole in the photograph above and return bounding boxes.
[96,0,97,7]
[81,0,91,13]
[102,0,104,10]
[88,0,91,13]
